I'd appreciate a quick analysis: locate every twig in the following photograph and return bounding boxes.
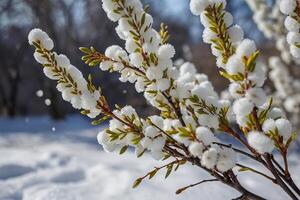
[213,142,258,161]
[264,154,298,200]
[236,163,276,183]
[176,179,218,194]
[252,108,299,199]
[165,146,266,200]
[161,92,186,126]
[272,154,300,196]
[270,155,285,175]
[220,124,258,155]
[151,121,190,156]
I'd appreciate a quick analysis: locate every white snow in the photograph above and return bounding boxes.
[0,115,299,200]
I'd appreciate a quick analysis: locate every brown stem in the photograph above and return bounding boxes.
[284,177,300,197]
[227,170,266,200]
[176,179,218,194]
[165,146,266,200]
[282,150,290,176]
[270,155,286,175]
[213,142,258,162]
[161,92,186,126]
[252,107,262,131]
[295,0,300,17]
[264,154,298,200]
[273,156,300,198]
[270,159,300,197]
[151,122,189,155]
[221,125,258,155]
[252,109,299,199]
[281,175,300,197]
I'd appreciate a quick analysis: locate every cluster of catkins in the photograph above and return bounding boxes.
[28,29,102,118]
[246,0,296,64]
[190,0,293,153]
[98,0,236,171]
[269,57,300,113]
[246,0,284,39]
[245,0,300,118]
[280,0,300,58]
[28,0,238,173]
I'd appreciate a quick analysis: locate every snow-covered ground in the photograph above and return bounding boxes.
[0,115,299,200]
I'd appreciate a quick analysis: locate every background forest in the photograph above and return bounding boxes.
[0,0,267,119]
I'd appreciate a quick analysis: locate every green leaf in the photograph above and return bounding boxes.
[174,163,180,171]
[129,30,138,37]
[80,109,90,115]
[137,149,146,158]
[286,132,298,148]
[141,12,146,27]
[238,167,251,172]
[149,169,158,179]
[131,136,142,145]
[144,4,150,12]
[162,155,171,161]
[295,43,300,48]
[119,145,129,154]
[91,116,111,126]
[132,178,143,188]
[219,71,244,81]
[165,164,173,179]
[246,51,260,72]
[79,47,91,54]
[178,127,191,138]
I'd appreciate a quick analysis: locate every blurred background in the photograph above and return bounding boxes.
[0,0,268,119]
[1,1,299,200]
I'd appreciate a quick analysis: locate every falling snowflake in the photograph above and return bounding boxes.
[36,90,44,97]
[45,99,51,106]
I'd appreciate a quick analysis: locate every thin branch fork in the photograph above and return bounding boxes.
[236,163,276,183]
[271,155,300,197]
[165,146,266,200]
[270,155,285,175]
[141,158,183,180]
[151,122,190,156]
[264,154,298,200]
[213,142,258,161]
[161,91,186,126]
[252,107,300,198]
[176,179,218,194]
[221,124,258,155]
